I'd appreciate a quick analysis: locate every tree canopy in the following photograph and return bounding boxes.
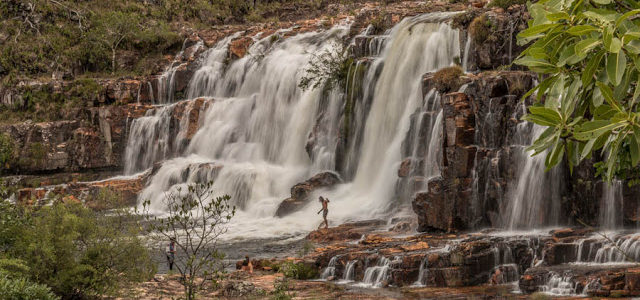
[515,0,640,183]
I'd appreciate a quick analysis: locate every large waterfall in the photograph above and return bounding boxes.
[127,12,461,239]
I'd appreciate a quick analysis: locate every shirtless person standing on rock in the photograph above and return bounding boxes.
[317,196,330,229]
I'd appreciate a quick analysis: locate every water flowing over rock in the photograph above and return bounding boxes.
[132,12,463,239]
[275,172,341,217]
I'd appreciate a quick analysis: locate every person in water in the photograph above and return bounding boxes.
[317,196,330,229]
[241,255,253,274]
[166,237,176,271]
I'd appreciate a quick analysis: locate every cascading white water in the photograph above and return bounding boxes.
[321,256,339,280]
[359,257,391,288]
[132,12,461,239]
[540,273,578,296]
[124,105,174,174]
[504,124,563,230]
[155,39,205,104]
[600,180,623,230]
[342,260,357,282]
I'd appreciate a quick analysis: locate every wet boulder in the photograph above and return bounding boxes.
[275,171,341,217]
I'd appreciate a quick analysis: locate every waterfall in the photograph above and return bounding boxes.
[124,105,174,174]
[600,180,623,230]
[131,12,462,239]
[462,34,472,72]
[342,260,357,282]
[414,258,429,286]
[359,257,391,288]
[503,124,563,230]
[540,273,578,296]
[320,256,339,280]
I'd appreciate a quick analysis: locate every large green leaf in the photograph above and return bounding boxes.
[567,25,598,35]
[574,119,626,140]
[616,9,640,27]
[574,38,602,55]
[518,23,559,40]
[630,130,640,166]
[632,73,640,108]
[596,82,621,111]
[606,50,627,86]
[545,133,565,170]
[529,106,563,123]
[581,50,605,86]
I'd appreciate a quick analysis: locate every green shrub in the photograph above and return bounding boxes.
[0,258,30,279]
[487,0,526,9]
[271,277,295,300]
[279,261,318,280]
[0,133,14,169]
[431,66,464,94]
[6,202,155,298]
[469,14,493,44]
[0,276,59,300]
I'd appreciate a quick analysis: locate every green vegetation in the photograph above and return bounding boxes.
[0,196,154,299]
[141,181,236,300]
[469,14,493,44]
[271,277,295,300]
[279,261,319,280]
[0,79,105,123]
[514,0,640,182]
[299,42,353,92]
[0,276,59,300]
[0,133,14,169]
[432,65,464,93]
[487,0,527,9]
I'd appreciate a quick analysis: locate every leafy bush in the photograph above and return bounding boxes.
[514,0,640,181]
[1,201,154,299]
[271,277,295,300]
[279,261,318,280]
[469,14,493,44]
[0,258,30,279]
[0,133,14,169]
[0,276,59,300]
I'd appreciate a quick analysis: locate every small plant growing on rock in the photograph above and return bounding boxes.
[469,14,493,45]
[299,42,352,92]
[432,65,464,94]
[141,181,236,300]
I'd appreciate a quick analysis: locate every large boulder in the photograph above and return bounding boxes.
[275,172,341,217]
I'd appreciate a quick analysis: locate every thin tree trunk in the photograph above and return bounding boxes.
[111,47,116,74]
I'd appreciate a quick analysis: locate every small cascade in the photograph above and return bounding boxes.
[154,39,205,104]
[414,258,429,286]
[185,32,242,99]
[489,242,520,283]
[540,273,579,296]
[462,34,472,72]
[124,105,174,174]
[124,99,210,174]
[593,233,640,263]
[360,257,391,288]
[342,260,357,282]
[504,124,563,229]
[600,180,623,230]
[321,256,339,280]
[573,233,640,263]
